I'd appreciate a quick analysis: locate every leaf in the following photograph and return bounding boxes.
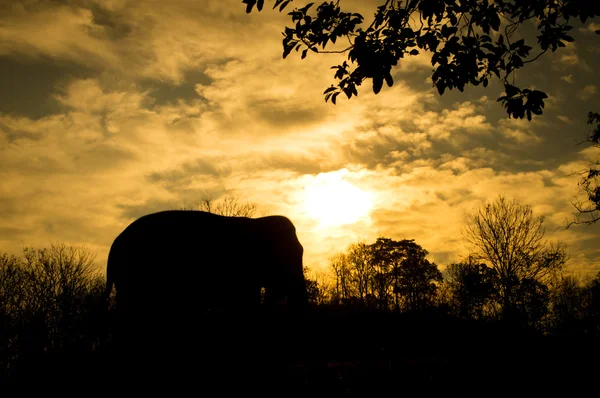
[373,75,383,94]
[504,84,520,97]
[510,39,525,50]
[441,25,458,39]
[299,2,315,14]
[511,55,523,68]
[410,49,419,56]
[301,49,308,59]
[561,34,574,42]
[282,40,297,59]
[243,0,256,13]
[257,0,264,11]
[332,92,339,104]
[384,72,394,87]
[277,0,292,12]
[437,82,445,95]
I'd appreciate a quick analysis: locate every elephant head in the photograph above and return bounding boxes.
[104,210,308,320]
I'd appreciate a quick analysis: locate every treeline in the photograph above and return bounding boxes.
[0,244,109,382]
[305,240,600,336]
[305,195,600,336]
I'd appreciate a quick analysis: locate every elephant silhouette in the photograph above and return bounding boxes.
[105,210,308,320]
[104,211,309,385]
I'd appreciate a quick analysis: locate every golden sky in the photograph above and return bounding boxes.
[1,0,599,278]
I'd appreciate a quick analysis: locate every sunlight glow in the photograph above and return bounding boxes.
[303,171,374,228]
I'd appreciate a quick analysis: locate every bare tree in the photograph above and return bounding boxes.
[346,242,373,304]
[330,252,352,303]
[0,253,25,320]
[329,242,374,305]
[196,195,258,217]
[0,244,106,379]
[304,267,334,305]
[464,195,568,320]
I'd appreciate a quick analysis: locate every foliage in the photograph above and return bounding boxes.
[445,258,495,319]
[243,0,599,119]
[329,237,442,311]
[464,195,567,322]
[380,238,442,312]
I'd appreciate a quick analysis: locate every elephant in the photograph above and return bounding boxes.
[103,210,308,385]
[105,210,308,317]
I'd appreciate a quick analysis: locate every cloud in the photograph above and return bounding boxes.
[557,115,572,124]
[488,118,544,152]
[415,100,492,140]
[0,3,119,68]
[560,74,575,84]
[578,85,597,100]
[579,22,600,34]
[551,42,590,71]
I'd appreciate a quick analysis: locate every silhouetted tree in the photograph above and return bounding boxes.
[548,275,587,335]
[304,267,326,305]
[391,240,442,312]
[192,195,258,217]
[305,268,334,305]
[347,242,375,304]
[445,258,495,320]
[0,244,106,381]
[511,277,549,328]
[570,112,600,226]
[243,0,600,119]
[330,251,353,303]
[329,238,441,311]
[328,242,374,305]
[369,238,400,310]
[584,271,600,336]
[464,195,567,322]
[0,253,24,320]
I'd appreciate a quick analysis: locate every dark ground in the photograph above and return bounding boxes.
[6,309,599,396]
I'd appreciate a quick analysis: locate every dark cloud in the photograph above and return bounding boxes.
[0,56,94,119]
[141,69,212,106]
[147,158,226,185]
[87,2,133,41]
[253,99,328,129]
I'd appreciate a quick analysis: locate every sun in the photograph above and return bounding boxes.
[302,172,374,228]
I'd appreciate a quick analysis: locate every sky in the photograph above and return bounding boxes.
[1,0,599,280]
